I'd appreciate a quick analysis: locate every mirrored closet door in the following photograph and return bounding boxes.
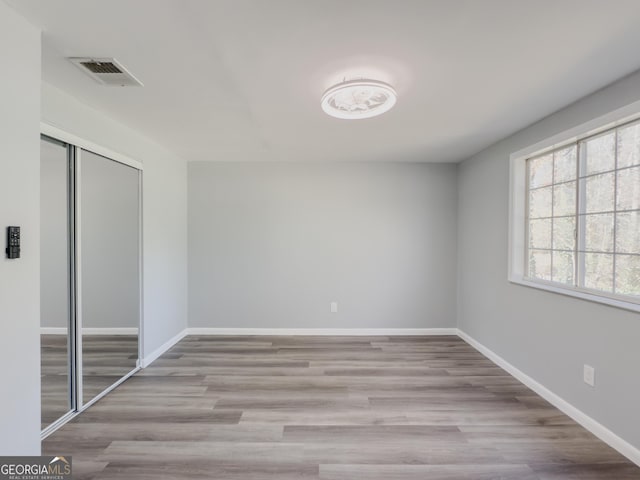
[40,136,74,431]
[40,133,142,435]
[79,149,140,407]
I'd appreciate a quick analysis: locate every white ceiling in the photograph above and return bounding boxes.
[8,0,640,163]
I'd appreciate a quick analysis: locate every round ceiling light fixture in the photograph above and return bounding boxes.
[321,79,397,119]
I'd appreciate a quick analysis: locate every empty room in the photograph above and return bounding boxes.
[1,1,640,479]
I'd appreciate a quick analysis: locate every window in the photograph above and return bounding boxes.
[522,120,640,304]
[527,145,578,285]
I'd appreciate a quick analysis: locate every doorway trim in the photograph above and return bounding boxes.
[41,123,143,171]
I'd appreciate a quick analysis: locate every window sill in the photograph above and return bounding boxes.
[508,275,640,314]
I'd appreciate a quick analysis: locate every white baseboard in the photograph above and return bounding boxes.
[40,328,67,335]
[41,327,139,335]
[141,329,187,368]
[83,327,139,335]
[186,327,458,336]
[457,329,640,467]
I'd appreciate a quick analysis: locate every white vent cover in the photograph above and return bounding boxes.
[68,57,143,87]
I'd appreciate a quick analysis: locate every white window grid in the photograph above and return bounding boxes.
[524,118,640,301]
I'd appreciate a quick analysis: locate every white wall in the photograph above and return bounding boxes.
[457,69,640,451]
[42,83,188,359]
[0,0,41,455]
[189,162,458,329]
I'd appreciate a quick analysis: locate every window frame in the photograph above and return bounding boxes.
[509,100,640,313]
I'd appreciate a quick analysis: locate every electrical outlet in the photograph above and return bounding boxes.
[583,364,595,387]
[330,302,338,313]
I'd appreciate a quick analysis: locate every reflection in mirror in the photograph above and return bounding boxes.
[80,150,140,405]
[40,136,72,429]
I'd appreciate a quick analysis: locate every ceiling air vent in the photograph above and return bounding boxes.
[68,57,143,87]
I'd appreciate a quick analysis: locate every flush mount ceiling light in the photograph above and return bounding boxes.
[321,79,397,119]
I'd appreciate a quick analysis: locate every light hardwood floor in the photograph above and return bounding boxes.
[43,335,640,479]
[41,334,72,427]
[41,334,138,429]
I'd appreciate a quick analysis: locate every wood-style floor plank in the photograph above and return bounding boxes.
[41,334,138,429]
[42,335,640,479]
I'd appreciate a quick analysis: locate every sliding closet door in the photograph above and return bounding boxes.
[79,149,140,406]
[40,136,73,429]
